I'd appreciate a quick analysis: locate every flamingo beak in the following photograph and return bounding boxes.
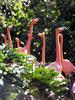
[59,27,68,31]
[56,27,68,33]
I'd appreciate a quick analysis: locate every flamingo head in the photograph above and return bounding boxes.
[56,27,68,34]
[7,25,13,31]
[15,38,19,42]
[30,18,39,25]
[38,32,45,38]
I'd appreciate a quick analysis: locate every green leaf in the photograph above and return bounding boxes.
[0,51,5,62]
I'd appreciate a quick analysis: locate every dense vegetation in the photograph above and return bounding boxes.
[0,45,67,99]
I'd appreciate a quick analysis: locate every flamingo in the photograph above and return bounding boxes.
[59,32,75,74]
[7,26,13,48]
[59,29,75,98]
[48,28,62,72]
[38,32,45,65]
[15,18,39,54]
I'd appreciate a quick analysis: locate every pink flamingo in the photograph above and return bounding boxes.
[59,29,75,97]
[1,33,7,46]
[15,18,39,54]
[59,32,75,74]
[48,28,62,72]
[38,32,45,65]
[7,26,13,48]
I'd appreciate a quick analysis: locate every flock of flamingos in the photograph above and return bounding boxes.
[0,18,75,96]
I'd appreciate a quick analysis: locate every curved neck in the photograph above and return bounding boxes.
[24,24,33,54]
[7,29,13,48]
[41,36,45,64]
[55,32,61,65]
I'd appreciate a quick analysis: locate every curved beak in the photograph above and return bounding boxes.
[56,27,68,33]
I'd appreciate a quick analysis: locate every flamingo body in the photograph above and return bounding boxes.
[47,62,64,80]
[59,33,75,74]
[62,59,75,74]
[48,62,62,72]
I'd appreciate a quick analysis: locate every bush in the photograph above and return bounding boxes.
[0,44,67,99]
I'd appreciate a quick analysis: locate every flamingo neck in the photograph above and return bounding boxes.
[41,36,45,64]
[60,34,63,61]
[24,24,33,54]
[7,29,13,48]
[16,40,20,48]
[56,32,61,65]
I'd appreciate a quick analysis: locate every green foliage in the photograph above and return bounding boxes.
[0,44,67,99]
[0,0,34,33]
[32,66,67,94]
[0,51,5,62]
